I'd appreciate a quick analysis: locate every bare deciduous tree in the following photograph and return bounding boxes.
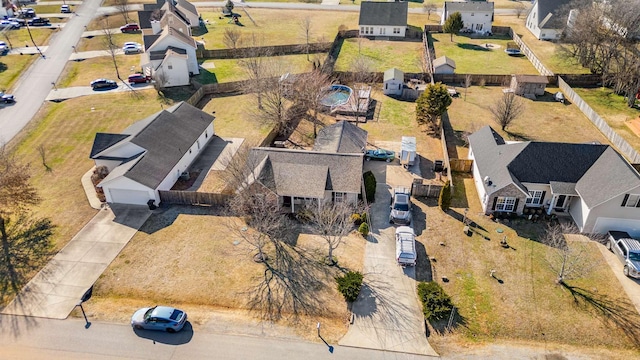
[541,223,596,285]
[423,2,437,20]
[292,70,333,138]
[489,92,525,131]
[464,74,472,101]
[514,2,526,19]
[239,33,271,110]
[113,0,130,24]
[101,19,124,85]
[0,146,40,212]
[310,201,355,266]
[350,55,375,85]
[223,28,242,50]
[36,144,50,172]
[298,16,312,61]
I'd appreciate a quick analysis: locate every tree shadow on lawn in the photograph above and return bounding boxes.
[505,130,535,142]
[563,283,640,346]
[428,309,468,336]
[457,43,491,51]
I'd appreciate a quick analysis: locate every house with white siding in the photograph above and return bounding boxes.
[358,1,408,38]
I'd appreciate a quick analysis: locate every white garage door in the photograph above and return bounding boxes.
[593,217,640,238]
[108,188,151,205]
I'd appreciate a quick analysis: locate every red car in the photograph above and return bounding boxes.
[120,23,140,33]
[128,74,150,84]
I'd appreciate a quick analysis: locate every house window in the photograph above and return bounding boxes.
[189,149,192,154]
[476,24,483,31]
[483,193,488,204]
[496,196,516,212]
[334,192,346,203]
[526,190,544,205]
[393,27,400,34]
[380,28,386,35]
[196,140,200,150]
[471,13,474,16]
[205,130,208,138]
[622,194,640,208]
[168,64,173,70]
[361,27,373,35]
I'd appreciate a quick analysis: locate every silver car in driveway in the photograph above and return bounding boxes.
[131,306,187,332]
[389,187,412,225]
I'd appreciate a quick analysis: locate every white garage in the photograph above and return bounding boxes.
[593,217,640,238]
[107,189,152,206]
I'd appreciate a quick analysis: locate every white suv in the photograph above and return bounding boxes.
[607,231,640,279]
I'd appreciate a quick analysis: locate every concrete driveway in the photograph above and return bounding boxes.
[1,205,150,319]
[339,161,438,357]
[596,241,640,314]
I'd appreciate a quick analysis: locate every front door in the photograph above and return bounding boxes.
[555,195,566,210]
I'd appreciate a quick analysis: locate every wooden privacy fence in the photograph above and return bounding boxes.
[411,179,443,198]
[509,28,554,76]
[159,190,231,205]
[197,42,332,59]
[450,159,473,173]
[558,77,640,163]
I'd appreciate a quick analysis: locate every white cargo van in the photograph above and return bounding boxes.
[395,226,417,266]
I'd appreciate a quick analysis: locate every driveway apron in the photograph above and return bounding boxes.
[1,206,150,319]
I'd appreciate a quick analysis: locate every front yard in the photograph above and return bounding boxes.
[57,56,143,87]
[0,54,38,92]
[76,33,144,52]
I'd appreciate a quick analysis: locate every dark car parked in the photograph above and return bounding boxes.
[128,74,150,84]
[1,91,15,103]
[120,23,140,33]
[28,17,50,26]
[90,79,117,90]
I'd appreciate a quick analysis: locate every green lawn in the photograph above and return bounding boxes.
[32,4,67,14]
[3,27,56,47]
[196,53,324,84]
[430,32,538,74]
[76,33,143,52]
[572,87,640,153]
[58,56,143,87]
[0,54,38,92]
[334,38,423,72]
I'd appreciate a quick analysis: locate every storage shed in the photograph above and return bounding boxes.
[433,56,456,74]
[383,68,404,96]
[510,75,548,97]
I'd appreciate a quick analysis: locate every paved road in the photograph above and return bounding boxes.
[0,0,103,144]
[0,314,432,360]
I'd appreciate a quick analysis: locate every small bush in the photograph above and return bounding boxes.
[363,170,377,203]
[351,213,362,225]
[336,271,363,302]
[360,212,368,224]
[358,222,369,237]
[438,181,451,211]
[417,281,454,321]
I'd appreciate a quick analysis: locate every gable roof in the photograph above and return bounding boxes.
[150,45,187,60]
[250,148,363,196]
[162,0,190,26]
[90,133,130,158]
[359,1,408,27]
[433,56,456,69]
[444,1,494,14]
[143,34,161,51]
[313,121,368,154]
[513,75,549,84]
[176,0,198,18]
[145,25,195,51]
[383,68,404,82]
[469,126,640,207]
[137,10,160,29]
[91,102,215,189]
[531,0,572,29]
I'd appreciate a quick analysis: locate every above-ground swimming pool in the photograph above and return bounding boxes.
[320,84,353,107]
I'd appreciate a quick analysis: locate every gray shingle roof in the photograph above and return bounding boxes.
[250,148,363,196]
[143,0,164,11]
[532,0,573,29]
[143,34,161,51]
[384,68,404,82]
[514,75,548,84]
[149,45,187,60]
[176,0,198,18]
[313,121,368,154]
[90,133,129,158]
[444,1,494,14]
[359,1,408,27]
[549,181,577,196]
[433,56,456,69]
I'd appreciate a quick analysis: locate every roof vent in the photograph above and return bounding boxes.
[484,176,492,186]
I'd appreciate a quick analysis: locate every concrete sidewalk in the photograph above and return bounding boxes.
[1,205,150,319]
[339,161,438,357]
[45,83,155,101]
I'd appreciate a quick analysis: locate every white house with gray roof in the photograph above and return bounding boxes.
[247,121,367,213]
[358,1,408,38]
[89,102,215,206]
[526,0,572,40]
[441,1,494,34]
[141,25,198,87]
[468,126,640,236]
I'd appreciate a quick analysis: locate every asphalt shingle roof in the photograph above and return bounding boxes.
[532,0,572,29]
[176,0,198,18]
[433,56,456,69]
[514,75,549,84]
[149,45,187,60]
[313,121,368,154]
[359,1,408,27]
[90,133,130,158]
[444,1,494,14]
[383,68,404,82]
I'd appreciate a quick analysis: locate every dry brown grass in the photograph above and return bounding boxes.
[86,12,140,31]
[446,86,610,158]
[89,206,365,342]
[76,33,143,52]
[57,56,143,87]
[414,175,640,350]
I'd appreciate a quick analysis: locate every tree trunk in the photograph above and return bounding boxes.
[0,216,19,292]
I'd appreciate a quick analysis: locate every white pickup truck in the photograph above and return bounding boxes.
[395,226,417,267]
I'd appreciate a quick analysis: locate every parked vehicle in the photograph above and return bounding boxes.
[28,17,50,26]
[607,231,640,279]
[19,8,36,18]
[0,41,7,53]
[90,78,117,90]
[131,306,187,332]
[0,20,20,29]
[123,42,142,48]
[395,226,417,267]
[60,5,71,13]
[365,148,395,162]
[390,187,412,225]
[0,91,15,103]
[120,23,140,33]
[7,18,26,26]
[433,160,444,173]
[122,44,142,54]
[400,136,416,169]
[128,73,150,84]
[554,91,565,104]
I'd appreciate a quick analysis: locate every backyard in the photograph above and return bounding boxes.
[334,38,423,73]
[430,32,538,75]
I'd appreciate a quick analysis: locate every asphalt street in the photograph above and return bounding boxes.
[0,0,103,144]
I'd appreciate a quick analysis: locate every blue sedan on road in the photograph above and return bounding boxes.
[131,306,187,333]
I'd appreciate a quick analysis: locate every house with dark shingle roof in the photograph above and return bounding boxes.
[89,102,215,206]
[468,126,640,236]
[247,121,367,212]
[358,1,408,38]
[525,0,572,40]
[441,1,494,34]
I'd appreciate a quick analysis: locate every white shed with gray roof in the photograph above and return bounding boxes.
[383,68,404,96]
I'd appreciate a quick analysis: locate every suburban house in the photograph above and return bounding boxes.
[141,25,198,87]
[526,0,572,40]
[468,126,640,236]
[246,121,367,212]
[141,0,200,28]
[1,0,14,18]
[89,102,215,206]
[433,56,456,74]
[383,68,404,96]
[138,0,192,37]
[441,1,494,34]
[358,1,408,38]
[510,74,548,97]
